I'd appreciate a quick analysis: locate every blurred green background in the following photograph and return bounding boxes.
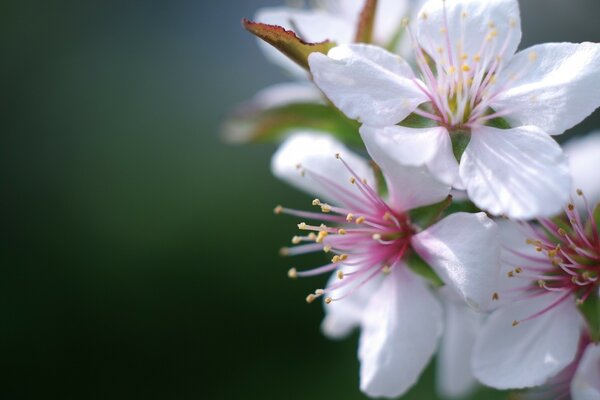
[2,0,600,399]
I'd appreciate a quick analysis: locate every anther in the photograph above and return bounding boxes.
[335,153,340,159]
[512,320,520,327]
[355,216,366,224]
[338,229,347,235]
[372,234,382,241]
[298,222,307,230]
[274,205,283,214]
[279,247,290,256]
[306,294,316,303]
[507,271,515,278]
[558,228,567,236]
[382,265,392,275]
[291,236,302,244]
[350,177,356,184]
[515,267,522,274]
[346,213,354,222]
[461,64,471,72]
[316,231,328,243]
[325,297,333,304]
[577,188,584,196]
[401,17,410,27]
[308,233,316,241]
[568,203,575,211]
[312,198,321,206]
[288,268,298,279]
[332,255,341,263]
[337,270,344,280]
[321,204,332,213]
[315,289,325,296]
[492,292,499,301]
[323,245,332,253]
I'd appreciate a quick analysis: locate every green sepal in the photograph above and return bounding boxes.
[222,102,362,145]
[486,115,512,129]
[451,130,471,161]
[354,0,377,43]
[409,195,452,228]
[242,19,336,70]
[406,252,444,287]
[399,112,438,129]
[579,293,600,343]
[594,202,600,238]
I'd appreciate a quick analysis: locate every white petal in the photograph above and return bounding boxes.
[271,132,374,205]
[571,344,600,400]
[360,124,460,187]
[565,132,600,208]
[493,42,600,135]
[309,44,427,127]
[416,0,521,67]
[473,293,583,389]
[359,126,450,212]
[358,267,443,398]
[436,288,482,399]
[254,7,354,78]
[411,212,500,311]
[460,125,570,219]
[321,268,382,339]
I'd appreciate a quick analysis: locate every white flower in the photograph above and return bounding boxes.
[571,343,600,400]
[254,0,424,78]
[472,197,600,389]
[565,131,600,209]
[309,0,600,219]
[272,131,499,398]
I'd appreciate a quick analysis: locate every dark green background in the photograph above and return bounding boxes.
[3,1,600,399]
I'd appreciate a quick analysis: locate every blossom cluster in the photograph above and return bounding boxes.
[227,0,600,398]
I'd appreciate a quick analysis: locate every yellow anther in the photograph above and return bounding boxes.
[473,54,481,62]
[492,292,499,301]
[323,245,332,253]
[350,177,356,184]
[315,289,325,296]
[372,233,382,241]
[515,267,523,274]
[577,188,584,196]
[298,222,307,230]
[279,247,290,256]
[383,212,392,221]
[401,17,410,27]
[321,204,332,213]
[306,294,316,303]
[538,280,546,288]
[288,268,298,279]
[568,203,575,211]
[488,21,496,29]
[512,320,520,327]
[382,265,392,275]
[312,198,321,206]
[332,255,341,263]
[355,216,366,224]
[362,178,368,184]
[346,213,354,222]
[528,51,538,62]
[337,270,344,280]
[507,271,515,278]
[460,53,469,61]
[325,297,333,304]
[274,205,283,214]
[319,223,328,230]
[316,231,329,243]
[437,47,444,54]
[338,229,347,235]
[339,254,348,261]
[447,66,456,74]
[292,236,302,244]
[576,298,584,306]
[535,247,542,252]
[461,64,471,72]
[307,233,316,241]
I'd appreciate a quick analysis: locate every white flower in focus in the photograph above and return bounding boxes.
[565,131,600,209]
[309,0,600,219]
[272,132,500,398]
[472,197,600,389]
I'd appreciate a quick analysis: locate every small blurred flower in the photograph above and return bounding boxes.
[309,0,600,219]
[272,132,499,398]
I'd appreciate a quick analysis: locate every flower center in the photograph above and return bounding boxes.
[506,190,600,326]
[403,6,531,132]
[275,155,414,304]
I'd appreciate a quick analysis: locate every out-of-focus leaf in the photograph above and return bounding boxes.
[222,102,362,145]
[354,0,377,43]
[579,293,600,343]
[406,252,444,287]
[242,19,336,70]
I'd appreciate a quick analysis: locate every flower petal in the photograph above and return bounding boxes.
[360,124,460,187]
[309,44,428,126]
[460,125,570,219]
[254,7,354,78]
[271,132,374,205]
[359,126,450,211]
[493,42,600,135]
[416,0,521,68]
[436,288,482,399]
[473,293,583,389]
[565,132,600,208]
[358,267,443,398]
[571,344,600,400]
[411,212,500,311]
[321,268,382,339]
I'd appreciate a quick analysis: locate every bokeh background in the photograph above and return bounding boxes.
[3,1,600,399]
